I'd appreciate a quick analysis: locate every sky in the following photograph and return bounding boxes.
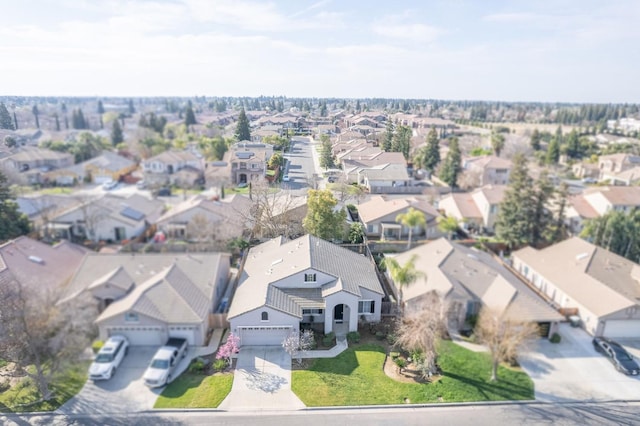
[1,0,639,103]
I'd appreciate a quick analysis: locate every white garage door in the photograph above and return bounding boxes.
[168,326,198,346]
[603,320,640,338]
[106,326,167,346]
[93,175,113,184]
[238,326,292,346]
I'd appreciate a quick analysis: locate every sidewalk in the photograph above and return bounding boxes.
[298,337,348,359]
[448,329,487,353]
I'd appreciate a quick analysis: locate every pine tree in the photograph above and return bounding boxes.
[32,105,40,129]
[423,126,440,172]
[128,99,135,114]
[564,129,581,159]
[530,129,541,151]
[0,103,14,130]
[391,125,411,159]
[13,112,18,130]
[111,119,124,146]
[97,100,105,114]
[64,115,69,130]
[319,134,334,169]
[382,120,394,151]
[234,108,251,141]
[0,170,31,242]
[439,137,461,188]
[546,136,560,164]
[54,113,60,131]
[184,105,197,127]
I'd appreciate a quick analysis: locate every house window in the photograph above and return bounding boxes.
[304,273,316,282]
[302,309,324,315]
[261,311,269,322]
[125,312,139,322]
[358,300,375,314]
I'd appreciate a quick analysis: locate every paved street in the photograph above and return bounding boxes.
[284,136,322,196]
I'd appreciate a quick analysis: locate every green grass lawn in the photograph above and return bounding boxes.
[39,187,74,195]
[0,361,89,413]
[292,341,533,406]
[154,373,233,409]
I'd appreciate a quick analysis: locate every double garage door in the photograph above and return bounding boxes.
[106,326,199,346]
[603,320,640,338]
[238,326,292,346]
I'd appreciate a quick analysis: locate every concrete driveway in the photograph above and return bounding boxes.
[519,323,640,402]
[218,347,305,411]
[57,346,162,414]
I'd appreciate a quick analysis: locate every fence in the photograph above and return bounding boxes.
[120,241,231,253]
[209,313,230,329]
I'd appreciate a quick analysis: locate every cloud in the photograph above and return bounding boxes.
[482,12,543,23]
[373,23,440,42]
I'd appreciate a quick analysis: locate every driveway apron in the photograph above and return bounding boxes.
[218,346,305,411]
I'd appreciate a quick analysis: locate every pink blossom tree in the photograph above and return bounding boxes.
[216,333,240,365]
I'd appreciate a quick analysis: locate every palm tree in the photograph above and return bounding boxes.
[396,207,426,249]
[384,255,425,314]
[437,216,459,240]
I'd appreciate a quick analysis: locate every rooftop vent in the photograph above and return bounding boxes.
[28,255,44,264]
[576,252,590,261]
[271,258,283,266]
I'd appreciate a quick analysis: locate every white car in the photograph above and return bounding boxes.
[89,335,129,381]
[102,179,118,190]
[143,338,188,388]
[282,174,290,182]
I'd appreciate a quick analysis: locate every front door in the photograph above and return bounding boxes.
[334,304,344,323]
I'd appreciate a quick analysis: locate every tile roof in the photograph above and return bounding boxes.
[440,193,482,219]
[358,195,439,224]
[228,235,383,319]
[585,186,640,206]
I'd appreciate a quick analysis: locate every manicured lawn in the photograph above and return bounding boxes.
[154,373,233,409]
[0,361,90,413]
[39,187,74,195]
[292,341,533,406]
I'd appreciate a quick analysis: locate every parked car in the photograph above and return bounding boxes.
[136,180,146,189]
[102,179,118,190]
[282,174,290,182]
[582,177,598,184]
[593,337,640,375]
[143,338,188,387]
[88,335,130,381]
[152,187,171,197]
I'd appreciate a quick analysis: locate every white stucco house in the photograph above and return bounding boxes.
[227,234,385,346]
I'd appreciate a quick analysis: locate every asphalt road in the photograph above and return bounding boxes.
[4,401,640,426]
[284,136,322,196]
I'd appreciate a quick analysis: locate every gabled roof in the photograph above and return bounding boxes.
[567,195,599,219]
[513,237,639,318]
[584,186,640,207]
[88,266,134,292]
[472,185,507,204]
[358,195,439,224]
[360,163,410,181]
[392,238,562,322]
[228,235,383,319]
[464,155,512,170]
[145,150,199,164]
[440,193,482,219]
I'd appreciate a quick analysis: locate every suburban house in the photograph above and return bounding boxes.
[357,195,443,240]
[227,234,385,346]
[47,193,165,242]
[250,193,308,241]
[389,238,563,337]
[571,161,600,180]
[61,253,230,346]
[0,236,88,296]
[358,163,418,194]
[598,153,640,177]
[439,185,507,234]
[341,151,406,183]
[227,142,273,185]
[16,194,82,236]
[142,150,204,187]
[582,186,640,215]
[462,155,512,187]
[1,147,74,184]
[47,151,137,186]
[513,237,640,338]
[565,195,600,235]
[155,194,253,242]
[204,161,232,188]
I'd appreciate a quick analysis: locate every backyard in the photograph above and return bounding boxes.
[292,341,534,406]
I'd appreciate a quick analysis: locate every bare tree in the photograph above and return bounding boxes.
[282,330,315,365]
[475,308,539,381]
[186,213,215,242]
[329,176,366,204]
[457,168,482,190]
[72,194,108,241]
[393,291,448,378]
[0,275,97,404]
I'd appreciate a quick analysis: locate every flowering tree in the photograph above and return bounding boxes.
[282,330,315,365]
[216,333,240,365]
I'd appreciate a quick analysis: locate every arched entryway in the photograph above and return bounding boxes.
[333,304,351,337]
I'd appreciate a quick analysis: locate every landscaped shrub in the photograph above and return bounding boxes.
[92,340,104,354]
[389,351,400,359]
[550,333,562,343]
[394,357,407,371]
[386,333,397,345]
[346,331,360,343]
[375,331,386,340]
[189,358,205,373]
[322,332,335,347]
[213,359,227,372]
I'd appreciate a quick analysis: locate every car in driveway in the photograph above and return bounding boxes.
[282,174,290,182]
[102,179,118,190]
[143,338,188,387]
[593,337,640,375]
[89,335,130,381]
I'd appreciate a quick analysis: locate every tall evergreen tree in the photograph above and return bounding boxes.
[423,126,440,172]
[382,120,394,151]
[530,128,541,151]
[13,112,18,130]
[32,105,40,129]
[128,99,135,114]
[111,119,124,146]
[546,135,560,164]
[97,100,105,114]
[564,129,581,159]
[54,113,60,131]
[0,170,31,242]
[491,130,505,157]
[439,137,462,188]
[0,103,14,130]
[319,134,335,169]
[234,108,251,141]
[391,125,411,159]
[184,105,197,127]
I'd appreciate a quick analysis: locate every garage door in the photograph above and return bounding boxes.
[106,326,167,346]
[168,326,198,346]
[238,326,292,346]
[93,175,113,184]
[603,320,640,338]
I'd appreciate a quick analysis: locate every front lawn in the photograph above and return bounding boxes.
[292,341,533,406]
[0,361,90,413]
[154,373,233,409]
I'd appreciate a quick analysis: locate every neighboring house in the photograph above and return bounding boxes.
[571,161,600,180]
[582,186,640,215]
[0,236,88,296]
[359,163,419,194]
[250,193,308,240]
[357,195,443,240]
[389,238,563,337]
[48,151,137,185]
[48,193,165,242]
[142,150,203,187]
[155,194,252,242]
[61,253,230,346]
[439,185,507,233]
[16,194,82,236]
[228,234,385,346]
[316,124,338,136]
[342,151,406,183]
[462,156,512,187]
[1,147,74,185]
[227,142,273,185]
[513,237,640,338]
[598,153,640,177]
[565,194,600,235]
[600,166,640,186]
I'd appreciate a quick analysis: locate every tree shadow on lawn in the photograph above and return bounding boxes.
[241,368,287,393]
[441,370,534,401]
